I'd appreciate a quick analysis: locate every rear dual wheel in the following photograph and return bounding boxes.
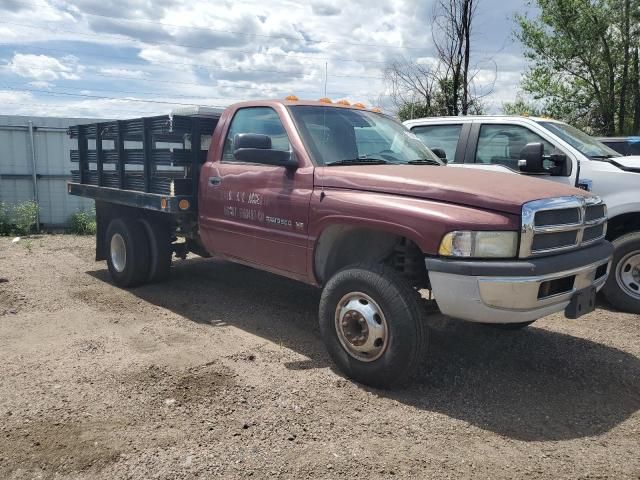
[106,217,172,288]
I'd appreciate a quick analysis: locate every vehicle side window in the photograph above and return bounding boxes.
[475,124,555,169]
[411,124,462,162]
[222,107,291,162]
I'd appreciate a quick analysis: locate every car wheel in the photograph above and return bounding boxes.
[603,232,640,314]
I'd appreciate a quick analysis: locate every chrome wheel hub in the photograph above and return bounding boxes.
[334,292,388,362]
[110,233,127,273]
[616,251,640,300]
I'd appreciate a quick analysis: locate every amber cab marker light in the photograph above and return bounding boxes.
[318,97,332,103]
[336,99,350,106]
[353,102,366,109]
[371,107,382,113]
[285,95,299,101]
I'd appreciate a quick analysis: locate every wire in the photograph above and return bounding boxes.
[0,85,228,108]
[10,0,429,52]
[0,64,353,96]
[0,98,163,116]
[1,82,247,103]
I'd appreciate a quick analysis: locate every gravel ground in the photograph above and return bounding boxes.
[0,234,639,479]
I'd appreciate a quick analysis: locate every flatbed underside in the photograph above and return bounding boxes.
[68,182,195,215]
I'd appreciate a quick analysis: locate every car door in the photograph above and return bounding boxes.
[465,121,577,187]
[199,106,313,278]
[409,123,469,163]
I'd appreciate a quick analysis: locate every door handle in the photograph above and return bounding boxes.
[209,176,222,186]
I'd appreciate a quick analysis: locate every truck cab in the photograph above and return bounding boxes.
[404,115,640,314]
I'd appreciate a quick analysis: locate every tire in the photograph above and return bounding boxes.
[602,232,640,314]
[319,264,429,388]
[139,218,172,283]
[484,321,535,330]
[105,217,150,288]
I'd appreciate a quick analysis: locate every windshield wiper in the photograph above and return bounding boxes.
[325,157,389,166]
[590,154,616,159]
[406,158,442,165]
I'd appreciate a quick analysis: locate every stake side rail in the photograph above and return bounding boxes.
[66,114,219,215]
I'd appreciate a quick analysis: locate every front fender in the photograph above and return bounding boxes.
[307,189,519,282]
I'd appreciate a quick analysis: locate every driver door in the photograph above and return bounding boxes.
[199,106,313,278]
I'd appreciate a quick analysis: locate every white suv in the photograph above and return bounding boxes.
[404,115,640,314]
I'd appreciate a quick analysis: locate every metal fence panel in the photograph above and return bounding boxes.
[0,114,105,227]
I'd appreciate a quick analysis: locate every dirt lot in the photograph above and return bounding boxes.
[0,235,639,479]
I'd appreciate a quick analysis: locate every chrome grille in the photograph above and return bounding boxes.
[520,196,607,258]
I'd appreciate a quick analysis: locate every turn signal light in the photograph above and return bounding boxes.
[285,95,299,101]
[179,199,190,210]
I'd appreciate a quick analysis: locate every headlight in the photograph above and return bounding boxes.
[438,231,518,258]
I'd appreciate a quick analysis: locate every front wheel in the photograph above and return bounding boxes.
[319,264,429,388]
[602,232,640,314]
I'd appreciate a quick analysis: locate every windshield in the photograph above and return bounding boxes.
[288,105,443,166]
[538,121,621,159]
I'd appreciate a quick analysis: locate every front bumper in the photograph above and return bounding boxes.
[425,241,613,324]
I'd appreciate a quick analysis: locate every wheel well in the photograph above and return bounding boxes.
[314,226,427,287]
[606,212,640,241]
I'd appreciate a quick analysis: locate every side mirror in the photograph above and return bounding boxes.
[233,133,298,169]
[431,147,448,163]
[518,142,545,173]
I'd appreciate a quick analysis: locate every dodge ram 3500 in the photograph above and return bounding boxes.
[68,99,613,387]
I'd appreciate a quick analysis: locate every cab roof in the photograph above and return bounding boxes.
[228,98,383,113]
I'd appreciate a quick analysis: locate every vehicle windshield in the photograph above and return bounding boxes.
[538,121,621,159]
[288,105,443,166]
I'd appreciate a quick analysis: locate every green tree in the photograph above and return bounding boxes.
[515,0,640,135]
[502,94,545,117]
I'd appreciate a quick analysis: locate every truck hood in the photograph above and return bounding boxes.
[317,165,591,215]
[611,156,640,172]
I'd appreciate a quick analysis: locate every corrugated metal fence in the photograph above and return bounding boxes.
[0,115,103,227]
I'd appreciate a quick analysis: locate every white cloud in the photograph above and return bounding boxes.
[0,0,531,117]
[98,67,146,78]
[28,81,54,88]
[7,54,83,81]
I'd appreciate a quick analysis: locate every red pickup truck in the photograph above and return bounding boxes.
[68,98,613,387]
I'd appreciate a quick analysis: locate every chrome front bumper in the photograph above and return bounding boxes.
[426,242,613,324]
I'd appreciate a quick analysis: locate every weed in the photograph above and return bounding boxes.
[0,201,39,236]
[0,202,11,235]
[69,209,97,235]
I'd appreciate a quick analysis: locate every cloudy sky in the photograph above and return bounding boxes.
[0,0,532,119]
